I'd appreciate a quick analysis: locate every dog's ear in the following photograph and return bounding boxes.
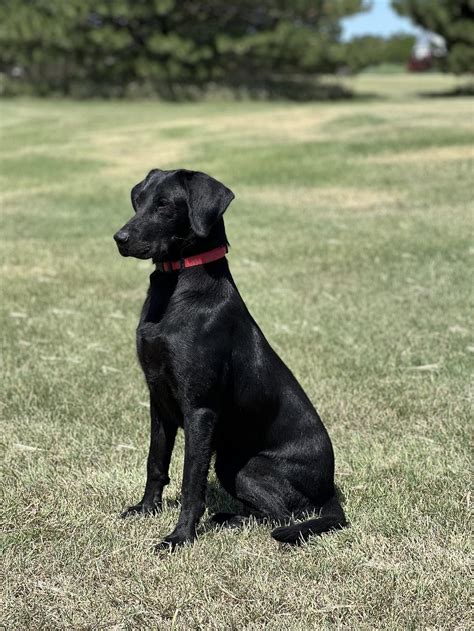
[184,171,234,238]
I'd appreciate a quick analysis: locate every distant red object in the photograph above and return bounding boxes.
[407,33,447,72]
[407,56,434,72]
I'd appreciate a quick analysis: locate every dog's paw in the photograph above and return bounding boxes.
[120,501,161,518]
[154,532,194,552]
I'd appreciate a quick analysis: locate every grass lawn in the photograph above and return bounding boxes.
[1,74,473,629]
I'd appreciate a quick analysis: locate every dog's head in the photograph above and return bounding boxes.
[113,169,234,261]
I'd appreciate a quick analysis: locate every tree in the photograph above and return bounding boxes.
[392,0,474,73]
[0,0,369,98]
[341,34,415,72]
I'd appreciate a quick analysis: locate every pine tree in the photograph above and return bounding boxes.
[0,0,368,98]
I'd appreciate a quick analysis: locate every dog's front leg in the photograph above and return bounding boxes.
[156,407,216,550]
[122,398,177,517]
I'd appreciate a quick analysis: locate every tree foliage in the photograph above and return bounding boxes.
[392,0,474,73]
[0,0,368,98]
[341,34,415,72]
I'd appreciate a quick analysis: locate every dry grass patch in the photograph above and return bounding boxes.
[366,144,474,165]
[242,185,404,212]
[100,138,190,177]
[0,183,69,206]
[207,106,340,142]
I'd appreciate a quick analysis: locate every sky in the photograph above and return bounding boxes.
[341,0,423,41]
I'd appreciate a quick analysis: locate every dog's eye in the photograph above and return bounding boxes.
[157,198,169,208]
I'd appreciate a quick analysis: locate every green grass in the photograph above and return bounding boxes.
[1,74,473,629]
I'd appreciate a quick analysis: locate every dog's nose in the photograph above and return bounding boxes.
[114,230,129,245]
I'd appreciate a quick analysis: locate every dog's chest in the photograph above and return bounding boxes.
[136,292,181,390]
[136,317,174,379]
[137,318,183,414]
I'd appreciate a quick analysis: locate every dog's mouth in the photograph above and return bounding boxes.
[115,241,130,257]
[116,244,129,257]
[115,242,152,260]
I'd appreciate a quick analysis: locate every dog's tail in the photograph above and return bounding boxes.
[271,495,347,545]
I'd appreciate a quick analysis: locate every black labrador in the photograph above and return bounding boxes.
[114,168,347,549]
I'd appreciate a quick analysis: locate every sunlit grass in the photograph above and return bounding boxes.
[1,74,472,628]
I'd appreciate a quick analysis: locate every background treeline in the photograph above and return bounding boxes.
[0,0,391,99]
[341,34,414,73]
[0,0,364,99]
[0,0,470,99]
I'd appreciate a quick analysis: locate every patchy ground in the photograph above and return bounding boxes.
[1,74,472,629]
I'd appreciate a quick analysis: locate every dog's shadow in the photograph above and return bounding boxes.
[164,478,348,534]
[206,477,243,513]
[205,478,348,515]
[163,477,244,531]
[163,478,242,511]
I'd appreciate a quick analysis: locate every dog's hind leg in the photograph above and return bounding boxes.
[229,458,295,524]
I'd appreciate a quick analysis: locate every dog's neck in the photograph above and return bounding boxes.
[146,255,232,325]
[152,220,228,267]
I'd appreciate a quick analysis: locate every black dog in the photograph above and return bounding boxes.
[114,169,346,549]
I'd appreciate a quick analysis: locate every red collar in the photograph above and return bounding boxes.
[155,245,228,273]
